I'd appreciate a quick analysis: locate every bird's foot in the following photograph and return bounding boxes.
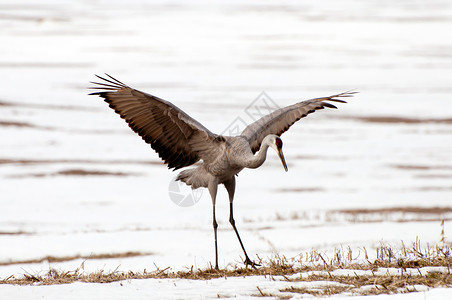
[244,257,261,268]
[210,262,219,270]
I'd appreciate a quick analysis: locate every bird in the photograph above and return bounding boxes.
[89,74,355,269]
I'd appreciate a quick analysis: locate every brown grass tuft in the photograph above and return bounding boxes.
[282,272,452,296]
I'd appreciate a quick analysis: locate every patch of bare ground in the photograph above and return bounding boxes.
[8,169,138,178]
[391,164,452,171]
[1,238,451,298]
[0,120,62,131]
[0,158,161,166]
[0,231,32,236]
[415,174,452,179]
[347,116,452,124]
[335,206,452,215]
[276,187,325,193]
[326,206,452,224]
[271,207,452,225]
[0,251,151,266]
[55,169,132,176]
[0,120,126,134]
[0,120,36,128]
[0,100,98,112]
[293,155,348,161]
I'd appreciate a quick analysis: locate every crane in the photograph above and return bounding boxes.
[90,74,355,269]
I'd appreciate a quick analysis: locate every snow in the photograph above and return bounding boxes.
[1,0,452,298]
[0,274,451,300]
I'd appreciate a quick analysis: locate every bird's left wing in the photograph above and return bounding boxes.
[241,92,356,153]
[89,74,218,170]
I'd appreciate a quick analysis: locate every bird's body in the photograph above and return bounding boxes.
[90,74,355,269]
[177,135,270,188]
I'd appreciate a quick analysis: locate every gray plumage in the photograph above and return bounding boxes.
[90,74,355,269]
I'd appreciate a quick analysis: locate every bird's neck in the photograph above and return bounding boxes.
[245,143,270,169]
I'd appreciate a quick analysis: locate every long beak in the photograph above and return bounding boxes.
[277,148,288,172]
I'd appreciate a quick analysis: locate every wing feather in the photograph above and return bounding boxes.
[89,74,217,170]
[241,92,356,153]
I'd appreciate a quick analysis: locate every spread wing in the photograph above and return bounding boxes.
[89,74,218,170]
[241,92,356,153]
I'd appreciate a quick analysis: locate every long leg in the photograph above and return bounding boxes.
[208,179,219,269]
[224,177,260,267]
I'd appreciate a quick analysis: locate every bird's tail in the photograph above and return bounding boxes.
[176,167,209,189]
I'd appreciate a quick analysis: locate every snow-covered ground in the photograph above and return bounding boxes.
[1,0,452,298]
[1,270,451,300]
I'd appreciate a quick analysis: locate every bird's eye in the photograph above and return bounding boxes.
[275,137,283,149]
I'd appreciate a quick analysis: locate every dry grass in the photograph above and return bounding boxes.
[281,272,452,296]
[1,241,451,296]
[0,254,298,285]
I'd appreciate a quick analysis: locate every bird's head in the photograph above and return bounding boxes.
[267,135,288,172]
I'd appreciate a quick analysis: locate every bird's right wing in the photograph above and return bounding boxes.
[241,92,356,153]
[90,74,219,170]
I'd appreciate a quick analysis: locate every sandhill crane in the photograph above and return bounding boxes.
[90,74,355,269]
